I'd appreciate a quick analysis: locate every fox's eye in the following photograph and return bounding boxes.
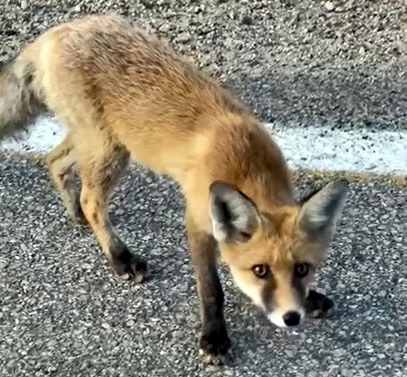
[252,264,269,278]
[294,263,309,278]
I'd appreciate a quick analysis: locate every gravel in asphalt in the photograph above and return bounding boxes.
[0,156,406,377]
[0,0,406,131]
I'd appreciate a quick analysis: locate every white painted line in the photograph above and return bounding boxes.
[0,115,66,155]
[0,115,406,175]
[266,123,406,175]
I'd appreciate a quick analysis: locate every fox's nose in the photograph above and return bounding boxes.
[283,311,301,327]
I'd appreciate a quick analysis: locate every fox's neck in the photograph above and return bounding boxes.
[203,111,296,210]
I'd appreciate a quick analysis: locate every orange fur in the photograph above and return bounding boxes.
[0,14,349,364]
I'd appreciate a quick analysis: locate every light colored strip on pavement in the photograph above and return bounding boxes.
[0,114,406,175]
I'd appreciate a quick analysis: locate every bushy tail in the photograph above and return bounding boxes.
[0,56,45,140]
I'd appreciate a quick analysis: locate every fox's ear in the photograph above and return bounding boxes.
[297,179,349,241]
[209,181,260,243]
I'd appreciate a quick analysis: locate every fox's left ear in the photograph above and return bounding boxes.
[296,179,349,241]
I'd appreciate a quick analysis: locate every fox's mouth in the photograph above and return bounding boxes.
[248,298,305,328]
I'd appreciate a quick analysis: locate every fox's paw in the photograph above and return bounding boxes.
[71,207,89,227]
[305,289,334,319]
[199,323,233,366]
[67,199,89,227]
[111,248,148,283]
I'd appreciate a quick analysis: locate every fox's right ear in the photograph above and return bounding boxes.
[208,181,260,243]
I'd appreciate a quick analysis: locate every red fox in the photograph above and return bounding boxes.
[0,14,349,365]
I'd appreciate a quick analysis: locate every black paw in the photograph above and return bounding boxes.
[111,247,148,283]
[305,290,334,318]
[199,323,232,366]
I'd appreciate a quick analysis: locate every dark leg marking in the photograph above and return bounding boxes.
[186,209,232,366]
[59,169,87,225]
[92,212,99,225]
[47,137,87,225]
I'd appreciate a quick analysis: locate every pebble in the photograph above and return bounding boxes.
[325,1,335,11]
[177,32,191,43]
[241,15,254,26]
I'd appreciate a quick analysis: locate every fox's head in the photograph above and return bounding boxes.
[208,179,349,328]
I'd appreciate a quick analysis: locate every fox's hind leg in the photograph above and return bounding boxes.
[46,135,86,224]
[76,140,147,282]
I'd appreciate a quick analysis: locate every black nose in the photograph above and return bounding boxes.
[283,311,301,327]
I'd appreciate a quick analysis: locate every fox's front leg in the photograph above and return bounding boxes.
[305,289,334,319]
[186,211,232,366]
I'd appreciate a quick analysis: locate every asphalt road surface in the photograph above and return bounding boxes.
[0,156,406,377]
[1,0,407,131]
[0,1,406,376]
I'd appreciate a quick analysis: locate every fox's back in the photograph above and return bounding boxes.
[58,15,205,101]
[40,15,242,127]
[25,14,292,211]
[32,15,250,177]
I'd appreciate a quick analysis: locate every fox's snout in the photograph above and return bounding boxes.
[267,307,305,328]
[283,310,301,327]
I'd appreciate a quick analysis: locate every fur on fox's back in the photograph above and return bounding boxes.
[0,14,294,219]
